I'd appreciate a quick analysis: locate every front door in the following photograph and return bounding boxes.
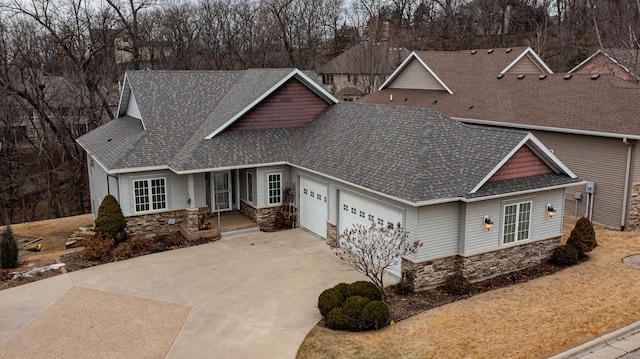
[213,171,231,211]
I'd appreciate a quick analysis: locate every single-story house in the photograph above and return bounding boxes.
[360,47,640,231]
[77,68,580,288]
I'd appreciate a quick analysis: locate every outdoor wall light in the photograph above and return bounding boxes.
[483,215,494,230]
[546,203,556,217]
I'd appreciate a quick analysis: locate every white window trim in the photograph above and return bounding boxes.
[267,172,282,205]
[502,200,532,245]
[133,177,167,213]
[246,171,254,204]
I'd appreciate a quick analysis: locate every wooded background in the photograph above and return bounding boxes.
[0,0,638,225]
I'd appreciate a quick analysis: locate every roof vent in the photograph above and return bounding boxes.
[107,138,112,142]
[591,74,600,80]
[404,97,408,101]
[563,74,572,80]
[469,105,474,109]
[539,74,547,80]
[470,50,477,55]
[433,99,438,104]
[487,49,494,54]
[497,74,504,79]
[517,74,525,79]
[506,48,512,53]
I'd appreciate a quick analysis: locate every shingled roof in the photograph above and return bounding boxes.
[318,42,410,75]
[78,70,578,204]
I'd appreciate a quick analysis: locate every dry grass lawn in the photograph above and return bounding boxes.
[1,214,93,260]
[297,219,640,359]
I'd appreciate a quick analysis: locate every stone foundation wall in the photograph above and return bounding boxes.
[327,222,337,247]
[628,183,640,231]
[125,209,186,237]
[241,201,280,230]
[405,237,561,290]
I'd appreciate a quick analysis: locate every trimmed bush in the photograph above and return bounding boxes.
[550,243,579,266]
[566,217,597,257]
[360,300,390,330]
[442,272,471,295]
[83,237,115,261]
[318,283,348,317]
[325,308,348,330]
[0,225,19,269]
[347,281,382,301]
[342,295,371,329]
[94,194,127,243]
[112,236,154,260]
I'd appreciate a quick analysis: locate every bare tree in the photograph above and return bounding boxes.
[334,222,420,297]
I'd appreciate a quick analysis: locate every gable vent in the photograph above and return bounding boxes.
[591,74,600,80]
[563,74,572,80]
[497,74,504,79]
[487,49,494,54]
[539,74,547,80]
[470,50,477,55]
[517,74,525,79]
[506,48,512,53]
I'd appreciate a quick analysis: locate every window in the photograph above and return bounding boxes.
[268,173,281,204]
[377,218,384,226]
[359,210,365,218]
[368,214,374,222]
[310,191,315,197]
[322,74,334,85]
[503,201,532,244]
[134,178,166,212]
[351,207,357,215]
[343,204,349,211]
[247,172,254,203]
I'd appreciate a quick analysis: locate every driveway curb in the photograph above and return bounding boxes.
[549,321,640,359]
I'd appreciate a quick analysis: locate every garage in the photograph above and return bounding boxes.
[339,190,404,276]
[299,176,328,238]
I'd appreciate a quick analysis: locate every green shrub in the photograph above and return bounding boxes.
[318,283,348,317]
[83,236,115,261]
[550,243,579,266]
[94,194,127,243]
[442,272,471,295]
[566,217,597,257]
[347,281,382,301]
[360,300,390,330]
[0,225,19,269]
[325,308,348,330]
[341,295,371,330]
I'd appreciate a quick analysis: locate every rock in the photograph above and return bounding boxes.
[25,243,43,252]
[65,240,78,249]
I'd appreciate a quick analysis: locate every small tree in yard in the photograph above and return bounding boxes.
[1,224,19,269]
[94,195,127,243]
[334,222,420,299]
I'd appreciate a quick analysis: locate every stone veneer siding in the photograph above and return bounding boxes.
[404,237,561,290]
[240,200,279,230]
[125,207,207,237]
[628,183,640,231]
[327,222,337,247]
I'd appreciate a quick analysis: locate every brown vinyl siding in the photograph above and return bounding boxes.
[387,58,446,90]
[505,55,545,74]
[489,146,552,182]
[532,130,631,229]
[227,79,329,131]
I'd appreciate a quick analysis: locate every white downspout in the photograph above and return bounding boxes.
[621,138,633,231]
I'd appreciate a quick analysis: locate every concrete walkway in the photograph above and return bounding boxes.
[550,321,640,359]
[0,229,365,359]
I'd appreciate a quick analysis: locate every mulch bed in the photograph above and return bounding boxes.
[384,261,570,322]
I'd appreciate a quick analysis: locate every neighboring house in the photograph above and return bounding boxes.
[77,68,580,289]
[569,49,640,82]
[360,47,640,231]
[317,42,409,101]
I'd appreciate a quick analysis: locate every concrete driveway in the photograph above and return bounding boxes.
[0,229,366,358]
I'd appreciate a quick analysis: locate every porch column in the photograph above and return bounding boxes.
[187,174,195,209]
[235,169,241,210]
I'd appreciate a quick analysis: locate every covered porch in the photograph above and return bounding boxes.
[180,211,258,241]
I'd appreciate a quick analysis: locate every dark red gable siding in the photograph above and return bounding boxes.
[488,146,553,182]
[226,79,330,131]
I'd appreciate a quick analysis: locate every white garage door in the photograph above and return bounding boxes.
[339,191,404,276]
[299,176,328,238]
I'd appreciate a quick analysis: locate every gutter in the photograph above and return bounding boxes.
[621,138,633,231]
[452,117,640,141]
